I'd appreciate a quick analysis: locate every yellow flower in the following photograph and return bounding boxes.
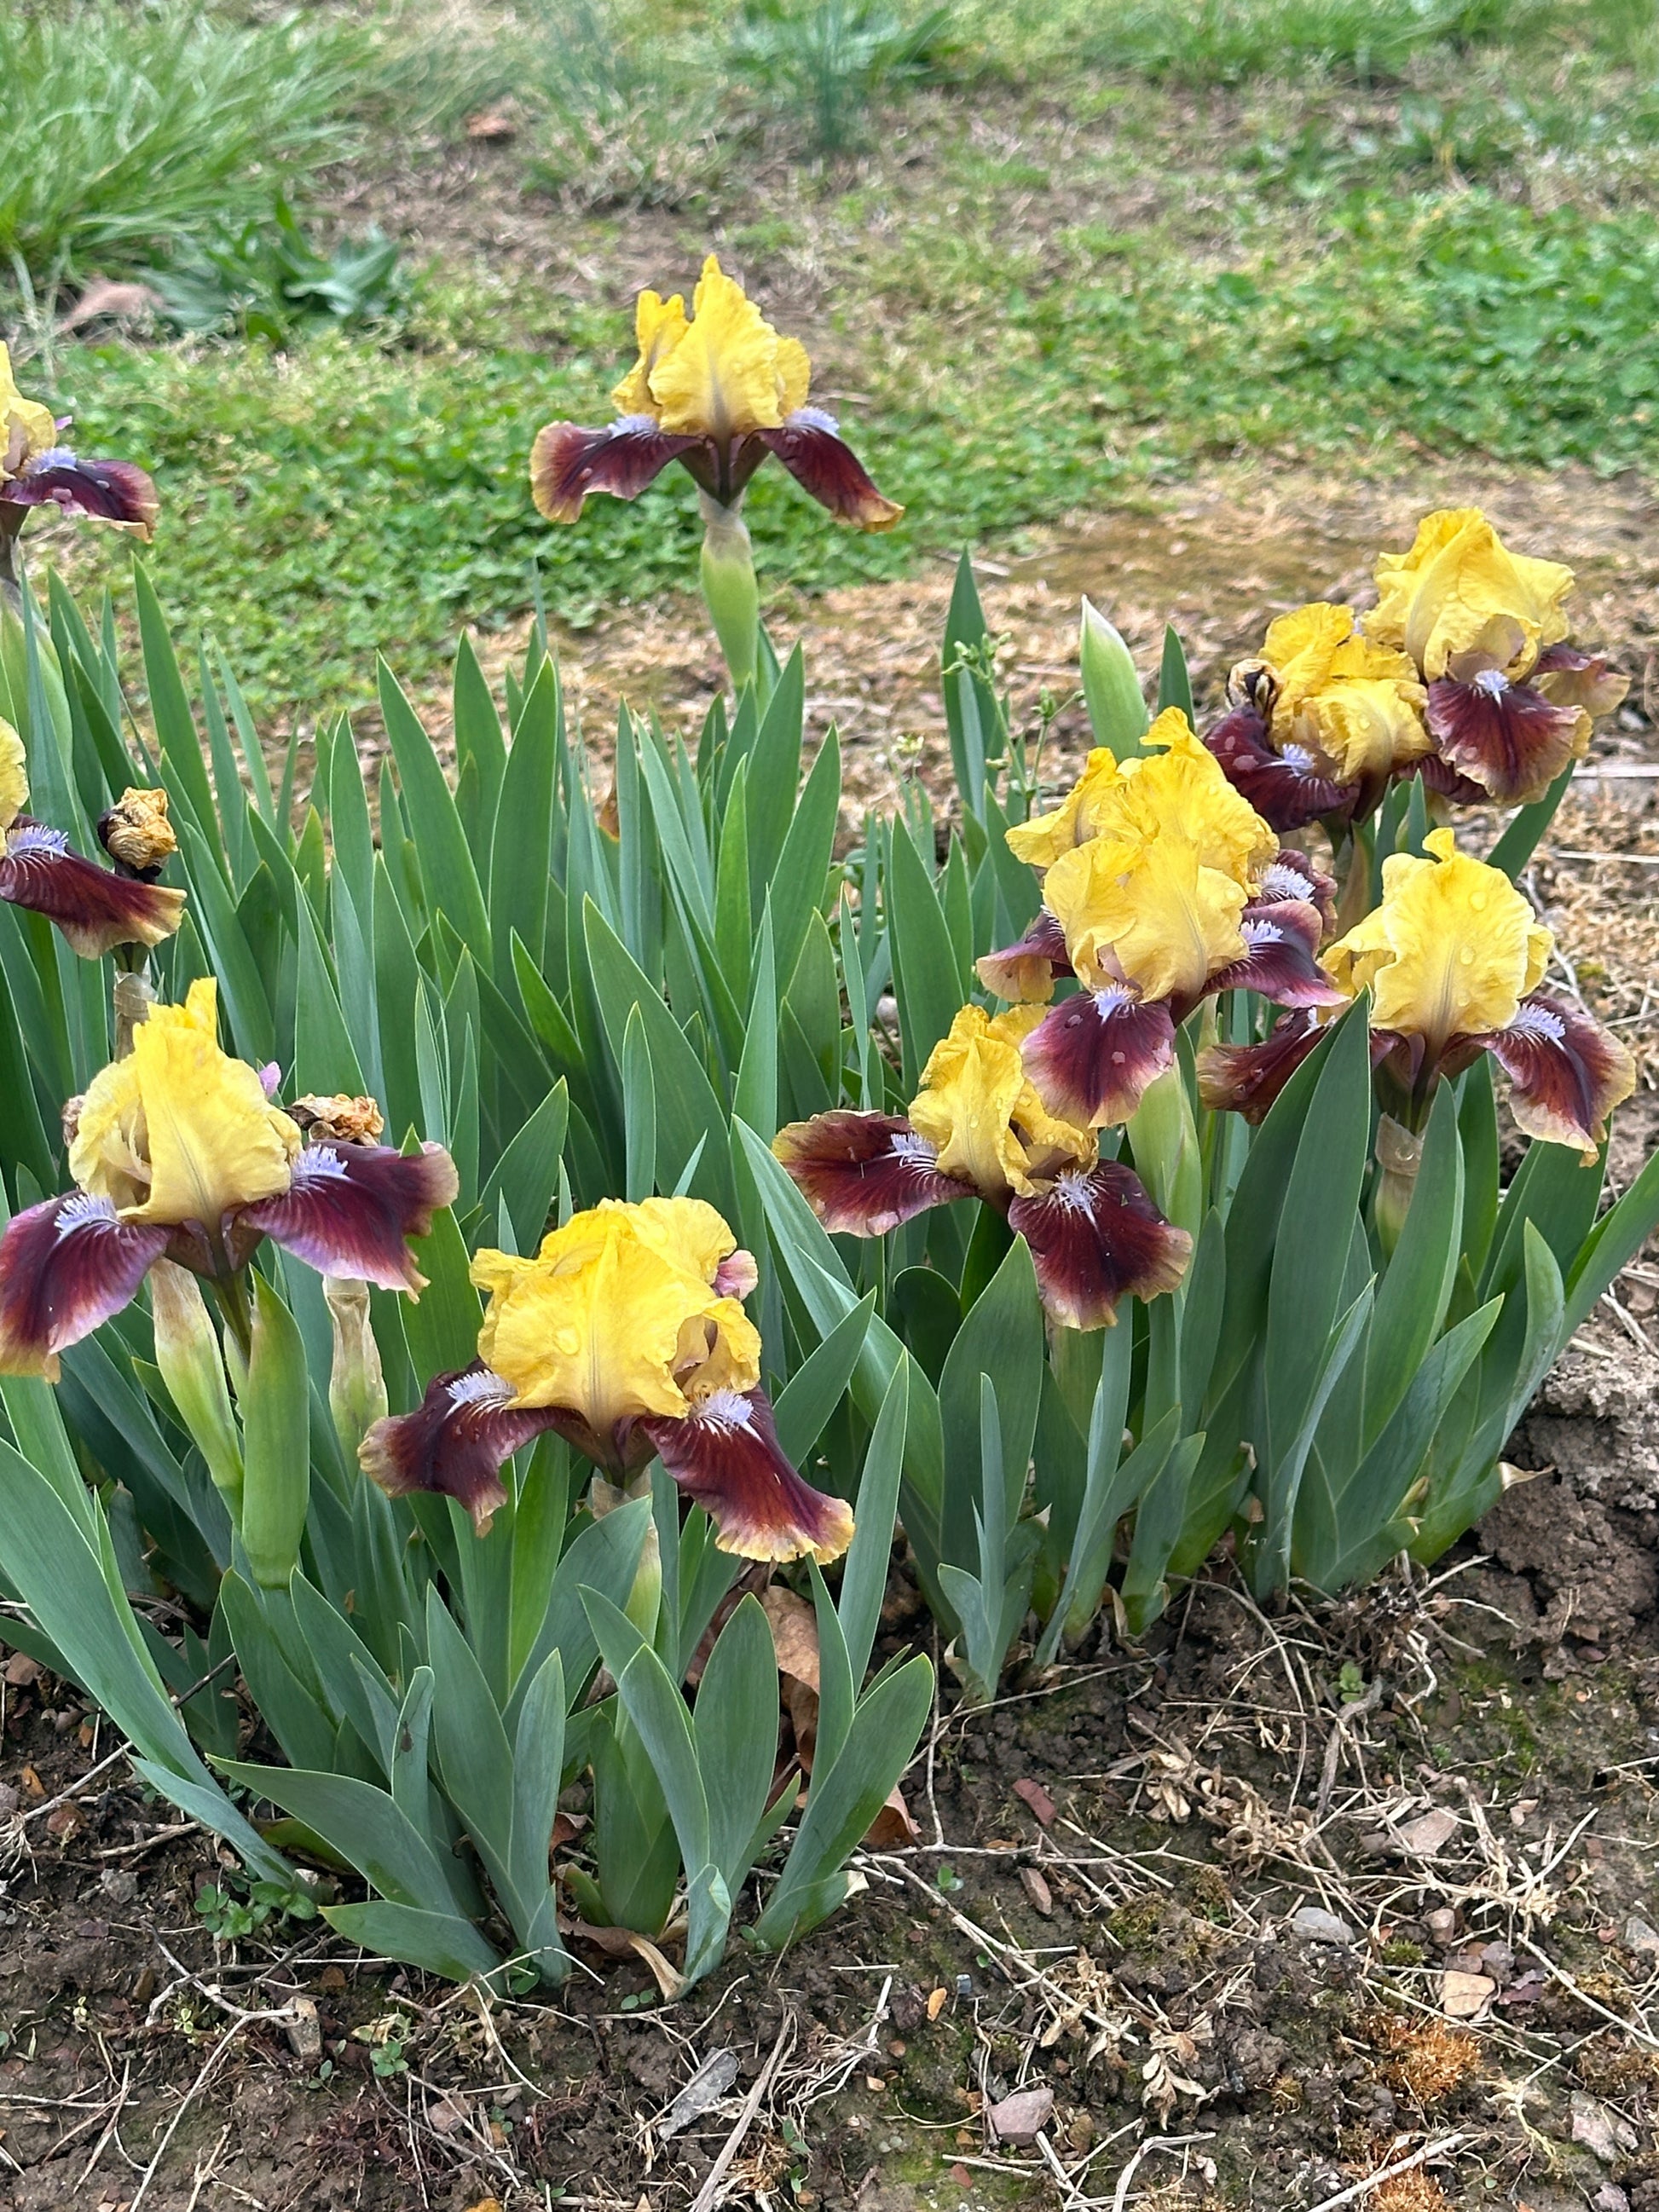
[1008,711,1278,884]
[472,1197,760,1444]
[1006,748,1126,869]
[1045,832,1249,1006]
[1260,604,1428,777]
[908,1005,1094,1198]
[612,257,812,442]
[1326,828,1552,1047]
[1369,508,1574,679]
[0,717,27,831]
[0,344,56,479]
[1296,674,1432,783]
[70,979,299,1226]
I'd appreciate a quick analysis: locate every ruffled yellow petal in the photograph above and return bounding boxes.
[0,715,28,832]
[1046,834,1247,1006]
[1369,507,1574,679]
[1326,827,1550,1046]
[71,978,299,1226]
[1297,676,1431,783]
[1005,749,1125,870]
[0,344,57,476]
[610,289,689,419]
[1111,710,1280,883]
[908,1003,1093,1199]
[1262,603,1355,738]
[472,1198,760,1438]
[647,256,793,441]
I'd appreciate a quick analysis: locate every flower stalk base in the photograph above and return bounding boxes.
[699,494,760,694]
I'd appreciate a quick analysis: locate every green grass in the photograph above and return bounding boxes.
[14,0,1659,718]
[0,1,369,285]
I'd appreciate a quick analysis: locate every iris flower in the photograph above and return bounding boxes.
[0,726,185,959]
[774,1002,1191,1331]
[1199,829,1635,1157]
[1367,508,1625,806]
[0,981,458,1379]
[1203,604,1431,830]
[359,1196,855,1563]
[978,713,1344,1129]
[1,345,157,586]
[529,255,902,534]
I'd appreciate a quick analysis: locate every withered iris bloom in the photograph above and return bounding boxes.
[0,728,185,958]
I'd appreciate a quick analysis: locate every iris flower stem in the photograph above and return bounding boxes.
[209,1267,255,1372]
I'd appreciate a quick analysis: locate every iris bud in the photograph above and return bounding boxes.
[1080,599,1150,761]
[699,494,760,693]
[150,1259,244,1509]
[324,1275,388,1460]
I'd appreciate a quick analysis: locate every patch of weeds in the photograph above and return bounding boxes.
[0,0,368,286]
[147,203,408,344]
[1082,0,1560,86]
[195,1873,319,1941]
[518,0,729,209]
[728,0,956,157]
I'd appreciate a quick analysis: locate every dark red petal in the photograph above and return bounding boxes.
[1203,702,1357,830]
[1252,849,1337,932]
[1479,991,1636,1155]
[529,417,702,523]
[1209,900,1345,1009]
[238,1141,460,1293]
[756,410,903,530]
[976,908,1073,1002]
[0,1193,169,1379]
[4,453,157,535]
[639,1386,855,1565]
[1197,1010,1327,1123]
[0,823,185,956]
[359,1364,560,1535]
[1412,754,1487,806]
[1008,1164,1191,1330]
[772,1112,974,1235]
[1533,643,1628,718]
[1425,673,1583,805]
[1020,989,1176,1128]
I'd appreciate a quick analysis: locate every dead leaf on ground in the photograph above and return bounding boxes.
[569,1921,683,2001]
[1013,1776,1057,1827]
[1020,1866,1054,1915]
[927,1987,949,2022]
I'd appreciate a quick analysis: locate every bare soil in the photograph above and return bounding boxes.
[9,1497,1659,2211]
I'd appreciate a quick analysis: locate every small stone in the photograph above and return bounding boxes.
[987,2086,1054,2145]
[1594,2186,1630,2212]
[1396,1807,1460,1856]
[3,1653,42,1689]
[1013,1777,1057,1828]
[1479,1941,1515,1984]
[1290,1907,1354,1946]
[284,1996,322,2063]
[427,2097,466,2133]
[99,1868,137,1904]
[1441,1970,1494,2019]
[1425,1908,1458,1943]
[1625,1915,1659,1956]
[1573,2092,1639,2163]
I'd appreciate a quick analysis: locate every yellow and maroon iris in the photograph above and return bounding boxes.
[1199,829,1634,1156]
[774,1002,1191,1331]
[0,981,457,1379]
[1,344,157,578]
[0,721,185,959]
[360,1196,854,1562]
[529,255,901,533]
[982,714,1342,1129]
